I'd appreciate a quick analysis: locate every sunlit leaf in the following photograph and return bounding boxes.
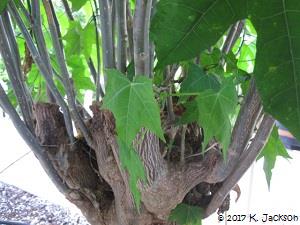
[68,0,88,11]
[257,127,292,189]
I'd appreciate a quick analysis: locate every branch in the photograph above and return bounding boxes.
[133,0,153,76]
[31,0,56,103]
[222,20,245,54]
[42,0,94,147]
[115,0,127,73]
[8,1,75,143]
[0,83,69,194]
[0,12,34,132]
[204,114,274,217]
[148,0,157,78]
[126,0,134,62]
[98,0,115,79]
[61,0,74,20]
[92,0,104,100]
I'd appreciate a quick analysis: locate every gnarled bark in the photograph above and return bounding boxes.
[31,88,271,225]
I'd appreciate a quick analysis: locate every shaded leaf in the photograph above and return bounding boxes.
[180,63,220,99]
[257,127,292,189]
[0,0,8,14]
[63,21,96,59]
[182,80,237,155]
[252,0,300,141]
[68,56,95,91]
[200,48,222,68]
[151,0,247,67]
[169,203,203,225]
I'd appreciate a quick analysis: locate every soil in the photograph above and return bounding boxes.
[0,181,90,225]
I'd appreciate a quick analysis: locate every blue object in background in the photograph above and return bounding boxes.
[276,122,300,151]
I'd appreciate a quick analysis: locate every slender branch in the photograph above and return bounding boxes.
[61,0,74,20]
[0,13,34,132]
[98,0,115,81]
[126,0,134,62]
[8,1,75,143]
[148,0,157,78]
[222,20,245,54]
[115,0,127,73]
[133,0,152,76]
[180,125,187,165]
[88,58,104,98]
[92,0,104,100]
[204,114,274,217]
[0,83,69,194]
[31,0,56,103]
[15,0,31,23]
[42,0,94,147]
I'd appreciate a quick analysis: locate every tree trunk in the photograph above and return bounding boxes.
[31,91,273,225]
[32,102,222,225]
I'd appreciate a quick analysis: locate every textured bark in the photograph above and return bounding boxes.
[32,101,267,225]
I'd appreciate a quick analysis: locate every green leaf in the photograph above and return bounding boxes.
[182,80,237,155]
[0,0,8,14]
[257,127,292,189]
[81,23,96,59]
[103,69,165,146]
[63,21,96,59]
[252,0,300,142]
[200,48,222,68]
[180,63,220,102]
[102,69,165,207]
[68,0,87,11]
[26,65,48,102]
[118,139,146,209]
[151,0,247,67]
[169,203,203,225]
[68,56,95,91]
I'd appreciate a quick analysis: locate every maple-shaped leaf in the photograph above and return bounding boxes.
[257,127,292,189]
[103,69,164,146]
[102,69,165,207]
[180,63,220,102]
[182,80,237,156]
[169,203,203,225]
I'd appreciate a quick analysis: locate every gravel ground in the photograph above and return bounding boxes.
[0,181,90,225]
